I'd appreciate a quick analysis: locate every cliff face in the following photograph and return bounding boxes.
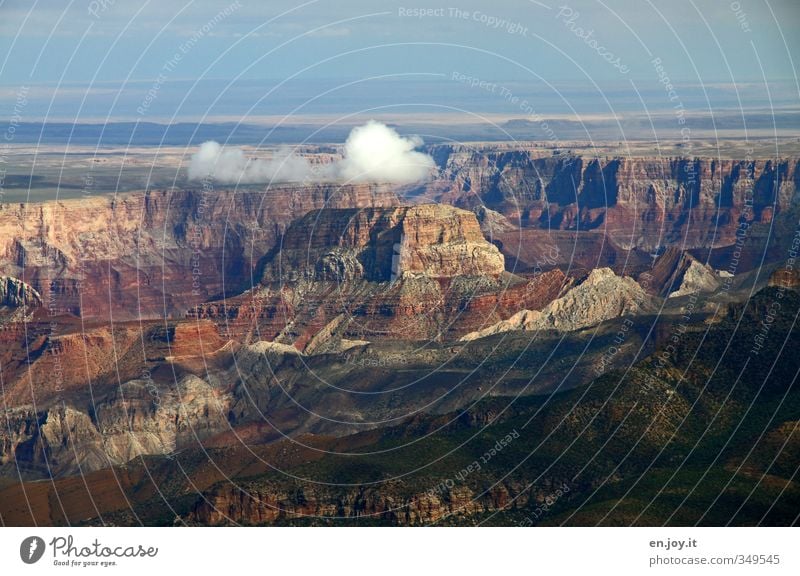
[460,267,653,341]
[427,146,800,250]
[1,150,795,320]
[0,184,399,320]
[187,478,535,526]
[0,275,42,307]
[0,374,231,477]
[190,204,562,343]
[0,198,573,479]
[264,204,505,283]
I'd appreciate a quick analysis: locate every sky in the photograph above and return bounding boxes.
[0,0,798,122]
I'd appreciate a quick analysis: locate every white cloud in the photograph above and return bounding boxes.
[188,121,434,185]
[187,141,313,183]
[336,120,435,184]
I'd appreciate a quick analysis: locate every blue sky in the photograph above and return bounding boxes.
[1,0,798,120]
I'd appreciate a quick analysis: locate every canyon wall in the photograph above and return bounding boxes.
[187,477,539,526]
[189,204,563,343]
[1,150,797,321]
[0,184,399,320]
[426,146,800,251]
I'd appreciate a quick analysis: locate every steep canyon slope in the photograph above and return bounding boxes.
[0,146,797,506]
[0,147,796,320]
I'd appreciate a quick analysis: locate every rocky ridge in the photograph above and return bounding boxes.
[187,478,534,526]
[426,147,799,252]
[1,374,232,478]
[0,275,42,308]
[263,204,505,283]
[191,204,560,343]
[668,257,722,298]
[0,184,400,319]
[1,150,796,321]
[461,268,653,341]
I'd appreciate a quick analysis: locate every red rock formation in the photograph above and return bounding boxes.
[188,479,533,526]
[2,150,794,323]
[0,184,400,320]
[425,146,799,252]
[189,204,565,343]
[264,204,505,282]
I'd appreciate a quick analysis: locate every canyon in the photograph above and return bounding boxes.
[0,144,798,526]
[0,147,796,321]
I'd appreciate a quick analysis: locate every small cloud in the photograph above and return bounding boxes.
[188,121,434,185]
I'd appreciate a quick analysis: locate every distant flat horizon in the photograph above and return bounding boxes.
[2,77,798,122]
[3,109,798,148]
